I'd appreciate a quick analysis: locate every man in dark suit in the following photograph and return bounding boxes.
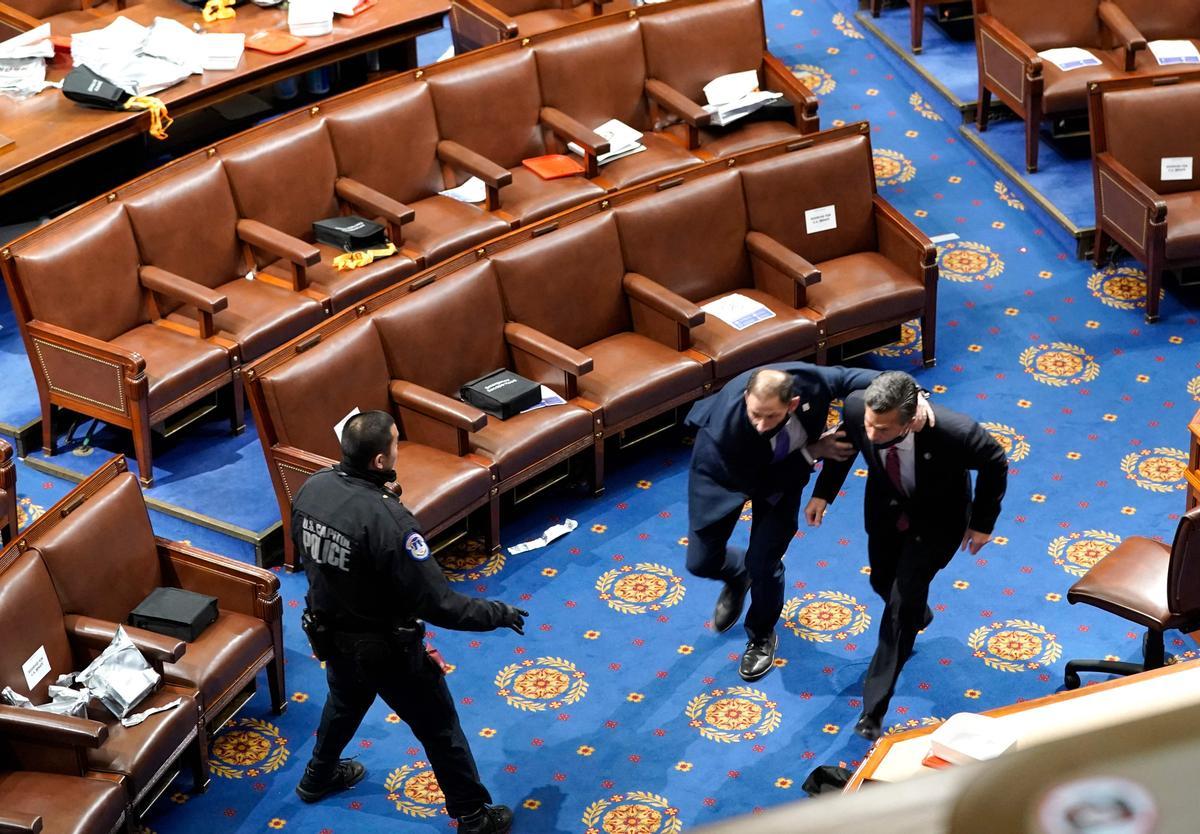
[806,371,1007,740]
[686,363,932,682]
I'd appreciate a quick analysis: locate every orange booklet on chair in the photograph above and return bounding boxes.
[522,154,585,180]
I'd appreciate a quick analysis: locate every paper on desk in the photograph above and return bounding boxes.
[928,712,1018,765]
[0,24,54,59]
[521,386,567,413]
[701,293,775,331]
[72,16,150,65]
[141,17,204,73]
[440,176,487,204]
[201,34,245,71]
[508,519,577,555]
[1037,47,1101,71]
[75,17,192,96]
[289,0,334,37]
[0,57,55,99]
[1149,39,1200,66]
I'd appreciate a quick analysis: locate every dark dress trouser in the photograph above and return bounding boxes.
[686,489,805,642]
[861,530,952,719]
[311,632,491,817]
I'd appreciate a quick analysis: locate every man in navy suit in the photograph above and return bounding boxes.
[806,371,1007,740]
[685,363,931,682]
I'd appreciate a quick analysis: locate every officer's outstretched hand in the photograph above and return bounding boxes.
[498,603,529,635]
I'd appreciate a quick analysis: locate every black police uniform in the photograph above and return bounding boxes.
[294,462,511,819]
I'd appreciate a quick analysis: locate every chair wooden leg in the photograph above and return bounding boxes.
[229,372,245,435]
[1144,259,1162,324]
[976,87,991,132]
[130,403,155,488]
[1092,226,1110,267]
[190,714,210,794]
[591,436,605,497]
[910,0,924,53]
[485,493,501,553]
[41,400,56,455]
[870,0,882,17]
[267,654,287,715]
[921,313,936,368]
[1025,102,1041,173]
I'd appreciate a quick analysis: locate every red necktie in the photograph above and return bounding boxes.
[886,446,910,532]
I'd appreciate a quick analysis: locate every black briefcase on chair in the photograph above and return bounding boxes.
[130,587,219,642]
[312,215,388,251]
[460,369,541,420]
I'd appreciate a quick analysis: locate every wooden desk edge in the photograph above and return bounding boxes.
[844,657,1200,791]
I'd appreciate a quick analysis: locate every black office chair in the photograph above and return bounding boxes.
[1063,508,1200,689]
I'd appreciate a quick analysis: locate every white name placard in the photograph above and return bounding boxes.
[1162,157,1194,181]
[22,645,50,691]
[805,204,837,234]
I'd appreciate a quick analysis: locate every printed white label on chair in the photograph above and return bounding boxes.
[1162,157,1193,181]
[22,646,50,691]
[805,204,837,234]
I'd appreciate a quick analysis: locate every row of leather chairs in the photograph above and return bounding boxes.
[0,455,285,830]
[1088,73,1200,323]
[245,124,938,568]
[0,0,817,487]
[974,0,1200,172]
[0,439,14,545]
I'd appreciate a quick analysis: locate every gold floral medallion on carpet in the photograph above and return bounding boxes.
[208,718,288,779]
[685,686,781,743]
[969,619,1062,672]
[782,591,870,643]
[596,563,685,614]
[1048,530,1122,577]
[385,762,446,817]
[496,656,588,711]
[582,791,681,834]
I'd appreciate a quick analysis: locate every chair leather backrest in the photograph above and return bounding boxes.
[428,49,545,170]
[10,0,82,19]
[0,552,73,704]
[1114,0,1200,42]
[325,82,446,205]
[614,169,751,301]
[372,262,508,396]
[1102,84,1200,196]
[1168,508,1200,615]
[123,158,247,293]
[640,0,765,102]
[11,203,146,342]
[257,318,391,458]
[222,119,340,259]
[486,0,560,17]
[739,135,879,262]
[984,0,1102,50]
[35,472,162,625]
[534,20,652,132]
[491,212,630,349]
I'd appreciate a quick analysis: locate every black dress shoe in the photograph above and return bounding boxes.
[713,575,751,633]
[739,632,778,681]
[458,804,514,834]
[295,759,366,803]
[854,713,882,741]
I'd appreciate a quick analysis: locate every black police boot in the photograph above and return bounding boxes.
[713,574,751,633]
[854,712,883,742]
[738,632,778,681]
[457,804,514,834]
[295,759,366,803]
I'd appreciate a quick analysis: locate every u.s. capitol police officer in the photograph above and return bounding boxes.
[293,410,525,834]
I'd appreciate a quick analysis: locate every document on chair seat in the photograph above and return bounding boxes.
[701,69,782,127]
[568,118,646,165]
[701,293,776,331]
[1036,47,1101,71]
[1148,40,1200,66]
[440,176,487,204]
[520,385,567,414]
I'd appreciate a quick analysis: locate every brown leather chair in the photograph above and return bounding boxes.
[870,0,965,54]
[122,156,329,364]
[614,169,820,383]
[0,769,127,834]
[1,202,243,487]
[449,0,624,53]
[246,317,496,569]
[0,550,207,816]
[27,455,285,729]
[0,438,15,545]
[427,49,607,226]
[1088,74,1200,323]
[534,18,704,191]
[1063,508,1200,689]
[373,261,602,497]
[973,0,1144,172]
[490,211,711,435]
[1112,0,1200,75]
[324,81,513,268]
[220,117,420,313]
[738,130,937,365]
[639,0,818,157]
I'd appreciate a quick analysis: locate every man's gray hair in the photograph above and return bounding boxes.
[863,371,919,423]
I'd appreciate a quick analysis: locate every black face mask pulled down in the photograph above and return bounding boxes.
[872,430,910,452]
[338,460,398,491]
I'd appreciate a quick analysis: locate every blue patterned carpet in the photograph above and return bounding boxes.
[4,1,1200,832]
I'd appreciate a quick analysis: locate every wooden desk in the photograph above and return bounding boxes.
[0,0,446,196]
[847,659,1200,790]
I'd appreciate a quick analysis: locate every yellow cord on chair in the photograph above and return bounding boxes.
[332,243,398,271]
[202,0,236,21]
[124,96,174,140]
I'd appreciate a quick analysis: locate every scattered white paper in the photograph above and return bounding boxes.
[289,0,334,37]
[22,646,50,691]
[334,407,360,442]
[701,293,775,331]
[1037,47,1101,72]
[1161,157,1194,181]
[929,232,960,244]
[1149,40,1200,66]
[804,204,837,234]
[568,118,646,165]
[508,519,577,555]
[0,24,54,59]
[440,176,487,204]
[0,56,54,99]
[74,17,195,96]
[121,695,183,727]
[700,69,782,126]
[521,385,568,413]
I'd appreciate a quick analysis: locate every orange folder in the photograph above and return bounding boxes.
[245,30,307,55]
[522,154,585,180]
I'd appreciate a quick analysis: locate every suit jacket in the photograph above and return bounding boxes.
[686,363,879,529]
[812,391,1008,559]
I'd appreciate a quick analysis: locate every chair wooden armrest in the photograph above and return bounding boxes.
[390,379,485,457]
[873,195,937,284]
[503,322,592,400]
[976,12,1042,99]
[0,705,107,750]
[27,320,145,375]
[623,272,705,326]
[157,538,280,619]
[454,0,518,37]
[762,53,819,134]
[1098,1,1146,70]
[139,265,227,339]
[0,809,42,834]
[645,78,711,149]
[540,107,609,177]
[236,219,320,291]
[64,614,186,668]
[437,140,512,212]
[335,177,416,245]
[1096,152,1167,224]
[746,230,820,308]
